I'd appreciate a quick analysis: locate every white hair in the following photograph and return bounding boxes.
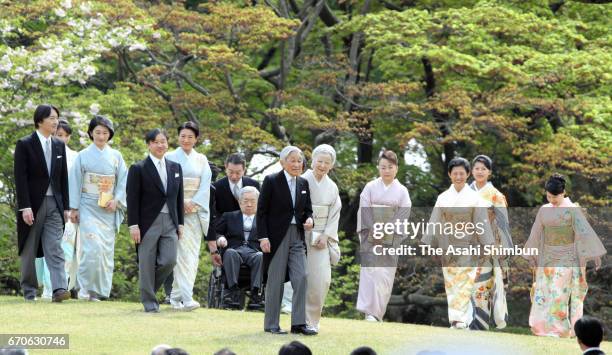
[311,144,336,168]
[279,145,303,162]
[239,186,260,200]
[151,344,171,355]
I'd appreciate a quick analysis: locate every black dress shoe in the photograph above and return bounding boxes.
[290,324,318,336]
[247,291,264,311]
[222,286,241,309]
[145,308,160,313]
[264,328,288,335]
[52,289,70,303]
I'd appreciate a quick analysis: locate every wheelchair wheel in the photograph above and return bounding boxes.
[207,266,223,308]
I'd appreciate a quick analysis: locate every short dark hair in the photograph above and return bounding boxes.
[350,346,377,355]
[377,150,398,166]
[145,128,168,144]
[57,119,72,135]
[177,121,200,137]
[164,348,189,355]
[545,173,565,195]
[213,348,236,355]
[278,341,312,355]
[33,104,60,128]
[472,154,492,171]
[225,153,246,168]
[574,316,604,348]
[447,157,470,174]
[88,115,115,141]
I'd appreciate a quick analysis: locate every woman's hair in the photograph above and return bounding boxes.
[33,104,60,128]
[447,157,470,174]
[57,119,72,135]
[545,173,566,195]
[472,154,492,171]
[377,150,398,166]
[87,115,114,141]
[311,144,337,168]
[177,121,200,137]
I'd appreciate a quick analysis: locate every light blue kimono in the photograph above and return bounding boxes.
[69,144,127,298]
[165,147,211,304]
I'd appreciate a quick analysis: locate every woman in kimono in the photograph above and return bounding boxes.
[36,119,79,299]
[524,174,605,337]
[165,121,211,311]
[469,155,512,330]
[356,150,411,322]
[422,157,494,329]
[70,116,127,301]
[302,144,342,331]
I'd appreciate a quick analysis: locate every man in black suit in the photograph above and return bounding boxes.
[214,186,263,310]
[575,316,606,355]
[257,146,316,335]
[127,128,184,313]
[213,153,260,218]
[14,104,70,302]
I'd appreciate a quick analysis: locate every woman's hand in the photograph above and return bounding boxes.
[315,234,329,249]
[105,199,117,212]
[70,209,80,224]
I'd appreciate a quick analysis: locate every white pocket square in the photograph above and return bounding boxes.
[175,173,180,178]
[56,155,62,159]
[301,190,307,194]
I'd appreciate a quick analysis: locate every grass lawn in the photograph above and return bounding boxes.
[0,296,610,355]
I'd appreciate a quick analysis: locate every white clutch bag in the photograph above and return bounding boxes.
[310,231,321,246]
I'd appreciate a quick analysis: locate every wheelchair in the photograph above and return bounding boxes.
[206,247,265,311]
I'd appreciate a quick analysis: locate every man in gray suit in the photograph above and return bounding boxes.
[257,146,316,335]
[127,129,184,313]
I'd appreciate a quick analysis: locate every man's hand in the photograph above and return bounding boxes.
[105,200,117,213]
[64,210,71,223]
[315,234,328,250]
[211,253,222,266]
[184,201,198,214]
[260,239,271,253]
[216,236,228,248]
[303,217,314,231]
[130,226,141,244]
[70,209,79,224]
[22,208,34,226]
[178,225,184,240]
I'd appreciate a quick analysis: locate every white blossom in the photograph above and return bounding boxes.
[128,42,147,51]
[54,8,67,18]
[60,0,72,9]
[89,103,100,115]
[80,2,92,14]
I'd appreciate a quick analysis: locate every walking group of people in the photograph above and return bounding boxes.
[13,104,606,339]
[356,151,606,339]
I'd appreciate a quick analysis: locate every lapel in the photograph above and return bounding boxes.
[221,177,233,200]
[49,138,59,177]
[164,158,173,196]
[31,132,49,178]
[277,171,293,208]
[144,156,165,195]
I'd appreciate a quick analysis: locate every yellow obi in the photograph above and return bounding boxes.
[183,177,201,199]
[312,204,329,230]
[82,172,116,195]
[544,225,574,246]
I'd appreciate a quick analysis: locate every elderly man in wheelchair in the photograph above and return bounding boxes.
[210,186,264,310]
